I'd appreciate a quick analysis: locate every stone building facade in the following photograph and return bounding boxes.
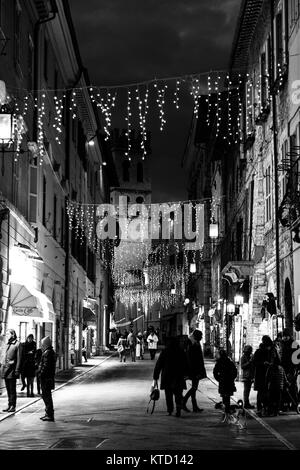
[0,0,117,376]
[185,0,300,360]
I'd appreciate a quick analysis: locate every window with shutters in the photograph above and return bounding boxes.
[265,166,272,223]
[289,0,300,34]
[42,175,47,227]
[53,194,57,240]
[29,165,38,224]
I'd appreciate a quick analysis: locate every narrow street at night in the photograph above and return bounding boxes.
[0,353,299,452]
[1,0,300,458]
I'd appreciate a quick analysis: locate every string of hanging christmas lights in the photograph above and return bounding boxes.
[2,60,286,169]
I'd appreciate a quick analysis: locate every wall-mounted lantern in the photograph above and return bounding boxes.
[209,222,219,239]
[189,263,196,273]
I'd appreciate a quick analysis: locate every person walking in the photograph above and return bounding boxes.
[127,328,137,362]
[153,337,188,417]
[182,329,207,413]
[213,348,237,419]
[147,330,159,360]
[82,339,88,363]
[23,334,37,397]
[39,336,56,422]
[240,345,255,408]
[136,331,145,360]
[253,335,278,417]
[1,329,22,413]
[116,334,127,362]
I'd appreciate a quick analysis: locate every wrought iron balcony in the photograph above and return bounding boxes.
[278,150,300,231]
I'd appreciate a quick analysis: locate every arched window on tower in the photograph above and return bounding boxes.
[137,162,143,183]
[123,161,130,182]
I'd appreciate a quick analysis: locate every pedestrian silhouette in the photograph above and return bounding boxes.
[153,337,188,417]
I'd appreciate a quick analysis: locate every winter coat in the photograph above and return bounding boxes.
[266,364,288,391]
[185,335,207,380]
[153,347,187,391]
[253,345,277,391]
[39,337,56,388]
[1,338,22,380]
[213,357,237,397]
[241,353,254,382]
[22,340,37,378]
[147,334,158,350]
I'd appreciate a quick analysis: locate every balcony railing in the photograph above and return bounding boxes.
[278,151,300,230]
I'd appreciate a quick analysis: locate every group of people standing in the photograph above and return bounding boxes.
[240,329,297,417]
[151,327,299,419]
[0,329,56,422]
[116,328,159,362]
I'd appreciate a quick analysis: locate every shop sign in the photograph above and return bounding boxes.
[12,307,43,317]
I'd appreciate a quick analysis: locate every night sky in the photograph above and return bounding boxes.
[70,0,241,202]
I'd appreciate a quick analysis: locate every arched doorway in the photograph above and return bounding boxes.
[284,278,293,333]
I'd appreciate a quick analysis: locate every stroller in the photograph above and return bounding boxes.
[281,367,300,414]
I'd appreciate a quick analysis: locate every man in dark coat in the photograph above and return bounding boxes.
[153,337,187,417]
[213,348,237,415]
[1,329,22,412]
[39,336,56,422]
[182,329,207,412]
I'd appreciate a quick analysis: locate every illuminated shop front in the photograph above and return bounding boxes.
[6,244,55,346]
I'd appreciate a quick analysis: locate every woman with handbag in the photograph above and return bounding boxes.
[153,337,188,417]
[117,334,127,363]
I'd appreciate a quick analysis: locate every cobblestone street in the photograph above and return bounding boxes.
[0,354,299,452]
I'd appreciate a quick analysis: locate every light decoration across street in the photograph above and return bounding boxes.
[3,68,255,165]
[154,82,168,132]
[125,89,132,160]
[136,85,149,160]
[173,80,181,110]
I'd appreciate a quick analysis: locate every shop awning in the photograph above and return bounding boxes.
[83,306,96,324]
[37,292,55,322]
[10,282,55,322]
[10,283,43,317]
[221,261,254,283]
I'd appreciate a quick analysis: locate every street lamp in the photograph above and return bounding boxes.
[189,262,196,273]
[234,295,244,306]
[209,222,219,239]
[226,303,235,315]
[0,111,13,143]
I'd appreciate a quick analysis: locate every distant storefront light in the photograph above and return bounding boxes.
[227,303,235,314]
[234,295,244,306]
[209,223,219,239]
[189,263,196,273]
[0,112,13,142]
